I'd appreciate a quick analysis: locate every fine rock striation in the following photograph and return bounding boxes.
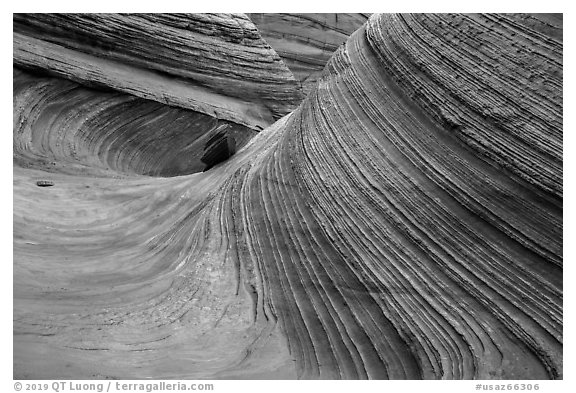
[14,13,304,130]
[13,13,562,380]
[14,68,257,176]
[249,13,369,94]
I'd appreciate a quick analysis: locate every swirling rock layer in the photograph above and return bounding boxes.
[14,13,562,380]
[14,13,304,130]
[14,68,257,176]
[249,13,369,94]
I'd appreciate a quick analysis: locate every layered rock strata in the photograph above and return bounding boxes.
[14,13,304,130]
[261,13,562,379]
[14,69,256,177]
[13,13,562,380]
[249,13,369,94]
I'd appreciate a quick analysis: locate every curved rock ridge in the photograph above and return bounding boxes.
[14,13,304,130]
[366,13,563,267]
[13,13,562,380]
[267,13,561,379]
[248,13,370,95]
[367,14,563,200]
[14,68,257,177]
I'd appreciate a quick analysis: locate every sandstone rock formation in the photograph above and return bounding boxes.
[14,13,303,130]
[248,13,369,94]
[14,68,257,176]
[13,13,562,380]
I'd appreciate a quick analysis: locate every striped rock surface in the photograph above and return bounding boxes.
[14,13,304,130]
[13,69,257,177]
[249,13,370,95]
[13,13,562,379]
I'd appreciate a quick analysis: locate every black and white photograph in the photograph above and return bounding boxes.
[7,2,570,391]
